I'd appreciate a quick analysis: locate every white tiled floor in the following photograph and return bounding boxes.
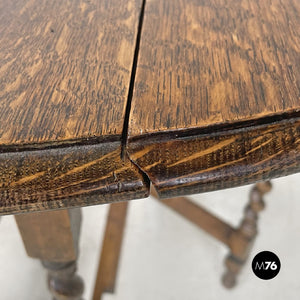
[1,174,300,300]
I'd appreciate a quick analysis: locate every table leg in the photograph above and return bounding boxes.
[92,202,128,300]
[14,209,84,300]
[222,181,272,288]
[152,181,272,288]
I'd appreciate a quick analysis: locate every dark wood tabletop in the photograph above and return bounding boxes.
[127,0,300,198]
[1,0,300,214]
[0,0,149,214]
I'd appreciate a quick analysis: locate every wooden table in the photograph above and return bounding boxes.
[0,0,299,298]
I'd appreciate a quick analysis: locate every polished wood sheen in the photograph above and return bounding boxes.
[127,0,300,198]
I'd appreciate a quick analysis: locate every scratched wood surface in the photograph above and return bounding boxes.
[0,143,149,215]
[0,0,142,146]
[128,119,300,197]
[127,0,300,197]
[0,0,150,215]
[129,0,300,137]
[2,0,300,213]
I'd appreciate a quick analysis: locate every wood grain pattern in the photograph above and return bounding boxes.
[2,0,300,213]
[0,0,142,146]
[126,0,300,198]
[0,142,149,215]
[93,202,128,300]
[15,209,84,299]
[128,118,300,198]
[0,0,151,215]
[15,209,81,261]
[129,0,300,137]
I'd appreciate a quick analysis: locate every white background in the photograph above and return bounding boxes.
[0,174,299,300]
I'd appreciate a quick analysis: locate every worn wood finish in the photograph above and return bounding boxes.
[129,0,300,137]
[15,209,84,299]
[15,209,81,261]
[93,202,128,300]
[0,143,149,215]
[0,0,143,146]
[127,0,300,198]
[151,182,272,289]
[0,0,150,215]
[43,260,84,300]
[128,118,300,198]
[223,181,272,288]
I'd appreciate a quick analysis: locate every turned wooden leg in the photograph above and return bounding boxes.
[222,181,272,288]
[15,209,84,300]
